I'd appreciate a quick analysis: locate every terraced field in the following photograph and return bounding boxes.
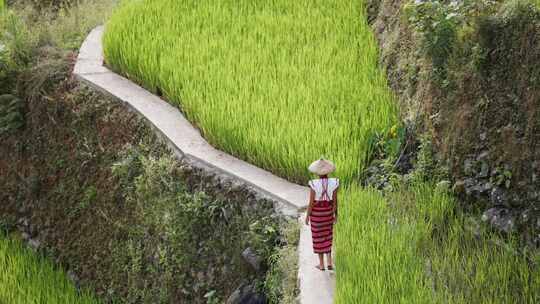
[0,236,99,304]
[103,0,398,183]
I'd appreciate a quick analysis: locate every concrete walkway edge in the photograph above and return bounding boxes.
[74,26,334,304]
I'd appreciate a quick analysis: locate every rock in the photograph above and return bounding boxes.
[476,150,489,160]
[226,283,267,304]
[436,180,451,192]
[67,270,80,286]
[479,162,489,178]
[464,158,475,175]
[18,204,29,215]
[490,187,508,206]
[17,218,29,228]
[463,178,477,195]
[28,238,41,251]
[520,209,530,224]
[197,271,205,281]
[482,208,515,234]
[479,133,487,141]
[21,232,30,241]
[452,180,465,193]
[241,247,262,273]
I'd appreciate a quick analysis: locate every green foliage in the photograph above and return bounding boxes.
[109,145,286,303]
[405,0,498,82]
[264,221,300,304]
[0,235,100,304]
[490,166,513,189]
[26,0,73,10]
[369,123,406,163]
[410,135,448,183]
[103,0,398,183]
[0,94,24,135]
[0,9,35,93]
[69,186,97,216]
[0,0,117,94]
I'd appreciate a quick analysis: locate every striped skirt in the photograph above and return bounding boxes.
[310,200,334,254]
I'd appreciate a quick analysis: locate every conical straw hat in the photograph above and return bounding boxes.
[308,158,336,175]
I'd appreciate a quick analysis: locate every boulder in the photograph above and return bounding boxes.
[28,238,41,251]
[241,247,262,273]
[481,207,515,234]
[490,187,509,207]
[226,283,267,304]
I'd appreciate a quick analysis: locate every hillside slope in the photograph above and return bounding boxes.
[368,0,540,246]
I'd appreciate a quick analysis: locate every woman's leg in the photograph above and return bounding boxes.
[318,253,325,269]
[326,253,333,269]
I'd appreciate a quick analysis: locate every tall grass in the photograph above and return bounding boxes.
[335,184,540,303]
[103,0,398,183]
[0,235,100,304]
[335,186,434,303]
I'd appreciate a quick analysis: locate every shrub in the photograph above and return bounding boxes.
[0,94,24,135]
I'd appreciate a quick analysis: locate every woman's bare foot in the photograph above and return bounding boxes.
[327,265,334,271]
[315,265,325,271]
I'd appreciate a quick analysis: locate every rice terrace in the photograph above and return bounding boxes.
[1,0,540,303]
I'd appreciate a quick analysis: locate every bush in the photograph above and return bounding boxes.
[264,221,300,304]
[405,0,498,82]
[0,94,24,135]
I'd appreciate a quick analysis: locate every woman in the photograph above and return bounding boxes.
[305,158,339,271]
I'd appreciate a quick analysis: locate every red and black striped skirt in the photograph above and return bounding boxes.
[310,200,334,254]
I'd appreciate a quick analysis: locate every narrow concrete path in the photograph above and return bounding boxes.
[75,26,335,304]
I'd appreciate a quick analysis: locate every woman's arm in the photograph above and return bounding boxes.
[305,189,315,225]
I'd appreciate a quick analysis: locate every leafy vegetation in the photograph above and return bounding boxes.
[335,138,540,303]
[264,221,300,304]
[108,143,286,303]
[103,0,398,183]
[0,235,100,304]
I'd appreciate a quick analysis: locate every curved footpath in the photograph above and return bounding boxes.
[74,26,335,304]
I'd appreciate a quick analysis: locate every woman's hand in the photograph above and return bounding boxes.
[305,215,310,226]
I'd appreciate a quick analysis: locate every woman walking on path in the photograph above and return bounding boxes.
[305,158,339,271]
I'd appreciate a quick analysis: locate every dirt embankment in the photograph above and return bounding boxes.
[368,0,540,246]
[0,51,289,303]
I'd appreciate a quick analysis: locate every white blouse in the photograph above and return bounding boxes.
[308,178,340,201]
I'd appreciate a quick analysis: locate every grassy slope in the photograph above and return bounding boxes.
[0,236,99,304]
[103,0,397,183]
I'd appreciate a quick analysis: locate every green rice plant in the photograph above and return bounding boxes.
[335,184,540,303]
[334,185,434,303]
[103,0,398,183]
[0,235,100,304]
